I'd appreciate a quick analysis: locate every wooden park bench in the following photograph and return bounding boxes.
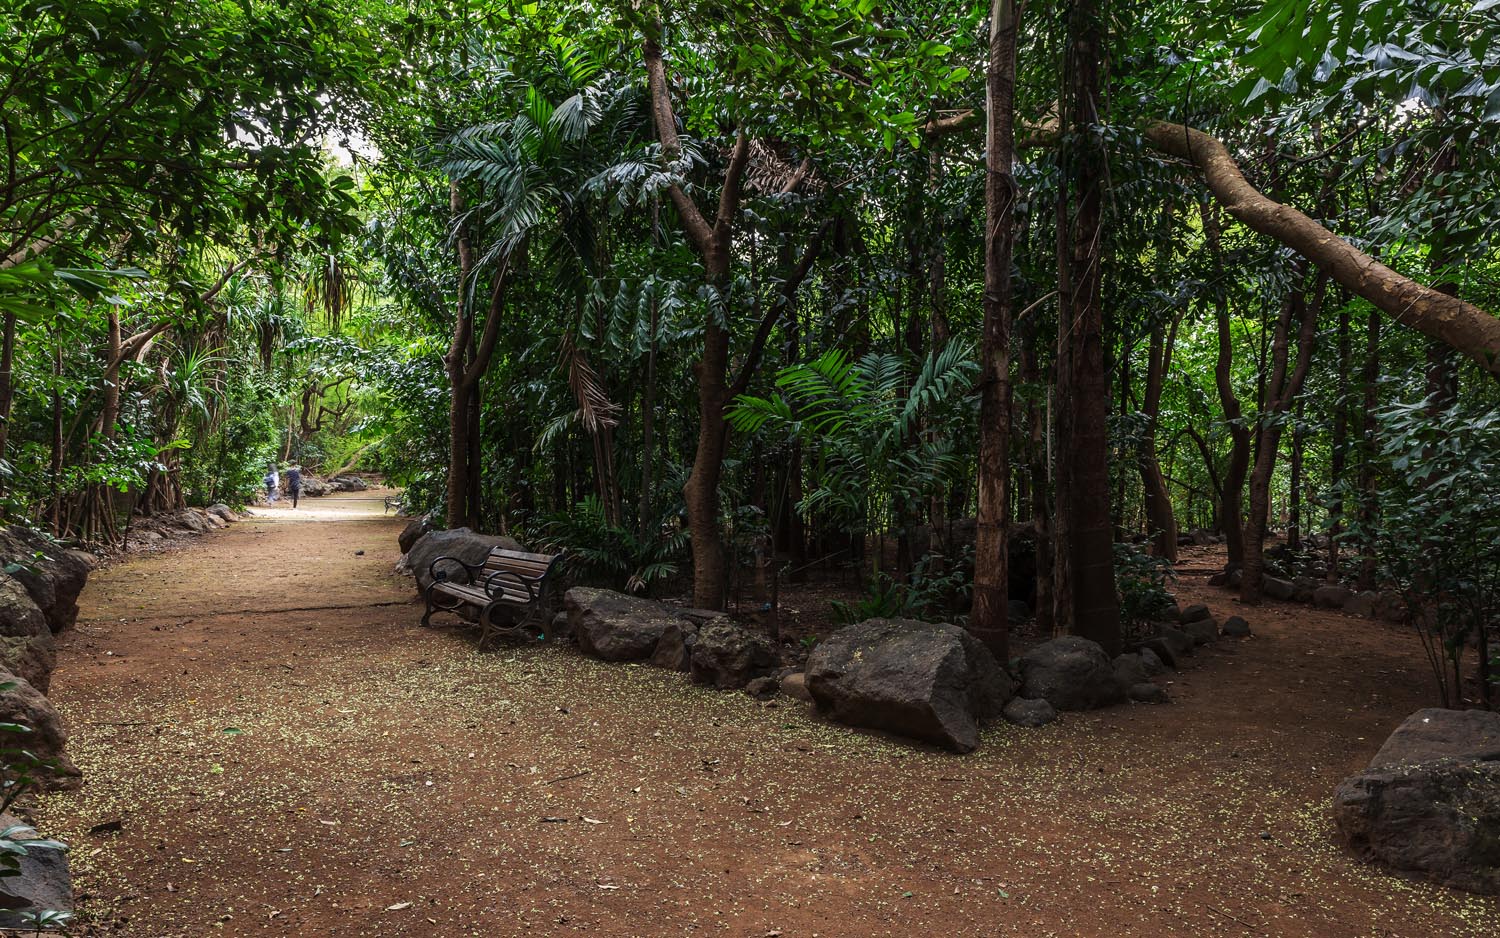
[383,494,401,514]
[420,547,566,649]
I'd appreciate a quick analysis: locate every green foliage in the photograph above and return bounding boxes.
[1113,542,1177,635]
[830,547,975,626]
[534,497,688,595]
[731,341,977,550]
[1373,397,1500,706]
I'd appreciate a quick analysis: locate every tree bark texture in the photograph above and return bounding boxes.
[970,0,1019,660]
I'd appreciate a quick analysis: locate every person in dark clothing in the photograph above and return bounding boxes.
[287,465,303,509]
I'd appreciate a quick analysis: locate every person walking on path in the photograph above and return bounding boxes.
[264,465,279,504]
[287,465,303,509]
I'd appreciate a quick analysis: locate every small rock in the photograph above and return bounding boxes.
[806,618,1013,752]
[1137,646,1167,676]
[649,622,697,672]
[1207,572,1228,587]
[1002,697,1057,728]
[0,813,71,928]
[744,676,780,700]
[1179,604,1210,624]
[1111,653,1149,688]
[1291,576,1319,603]
[566,588,683,662]
[1154,624,1195,660]
[1261,576,1295,601]
[1221,615,1251,637]
[779,672,812,702]
[1158,604,1183,622]
[398,515,434,554]
[1373,591,1407,623]
[1313,584,1354,609]
[1344,590,1378,618]
[1133,638,1178,671]
[1183,618,1220,646]
[1128,682,1168,704]
[1333,709,1500,894]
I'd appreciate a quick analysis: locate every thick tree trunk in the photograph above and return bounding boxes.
[970,0,1019,660]
[1056,0,1119,653]
[684,278,732,609]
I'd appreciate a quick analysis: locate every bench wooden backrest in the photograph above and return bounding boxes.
[483,547,563,581]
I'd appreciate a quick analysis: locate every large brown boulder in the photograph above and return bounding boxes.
[0,669,81,791]
[0,578,54,692]
[1332,708,1500,894]
[565,588,682,662]
[0,526,91,633]
[407,528,525,592]
[805,618,1014,753]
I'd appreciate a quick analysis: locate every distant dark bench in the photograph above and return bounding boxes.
[420,547,566,649]
[383,495,401,514]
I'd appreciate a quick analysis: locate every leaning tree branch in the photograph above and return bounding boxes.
[1145,121,1500,375]
[925,104,1500,371]
[728,217,833,400]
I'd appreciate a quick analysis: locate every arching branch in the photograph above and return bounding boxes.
[1142,121,1500,376]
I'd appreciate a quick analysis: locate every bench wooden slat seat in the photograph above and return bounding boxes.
[420,547,566,649]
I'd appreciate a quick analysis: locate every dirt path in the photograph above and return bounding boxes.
[37,501,1500,937]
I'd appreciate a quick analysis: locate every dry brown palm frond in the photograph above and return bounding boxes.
[743,140,821,196]
[560,334,621,434]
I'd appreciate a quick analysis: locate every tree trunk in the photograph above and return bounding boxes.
[1201,204,1251,569]
[1356,311,1382,590]
[0,311,16,467]
[1139,317,1178,560]
[970,0,1019,660]
[638,292,660,539]
[1287,396,1305,552]
[1056,0,1120,653]
[1327,301,1351,581]
[1023,320,1053,633]
[1241,271,1323,603]
[684,282,732,609]
[444,184,512,529]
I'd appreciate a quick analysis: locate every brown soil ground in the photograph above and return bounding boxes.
[36,493,1500,937]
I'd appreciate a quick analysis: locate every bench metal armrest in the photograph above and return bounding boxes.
[427,555,484,587]
[482,569,538,602]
